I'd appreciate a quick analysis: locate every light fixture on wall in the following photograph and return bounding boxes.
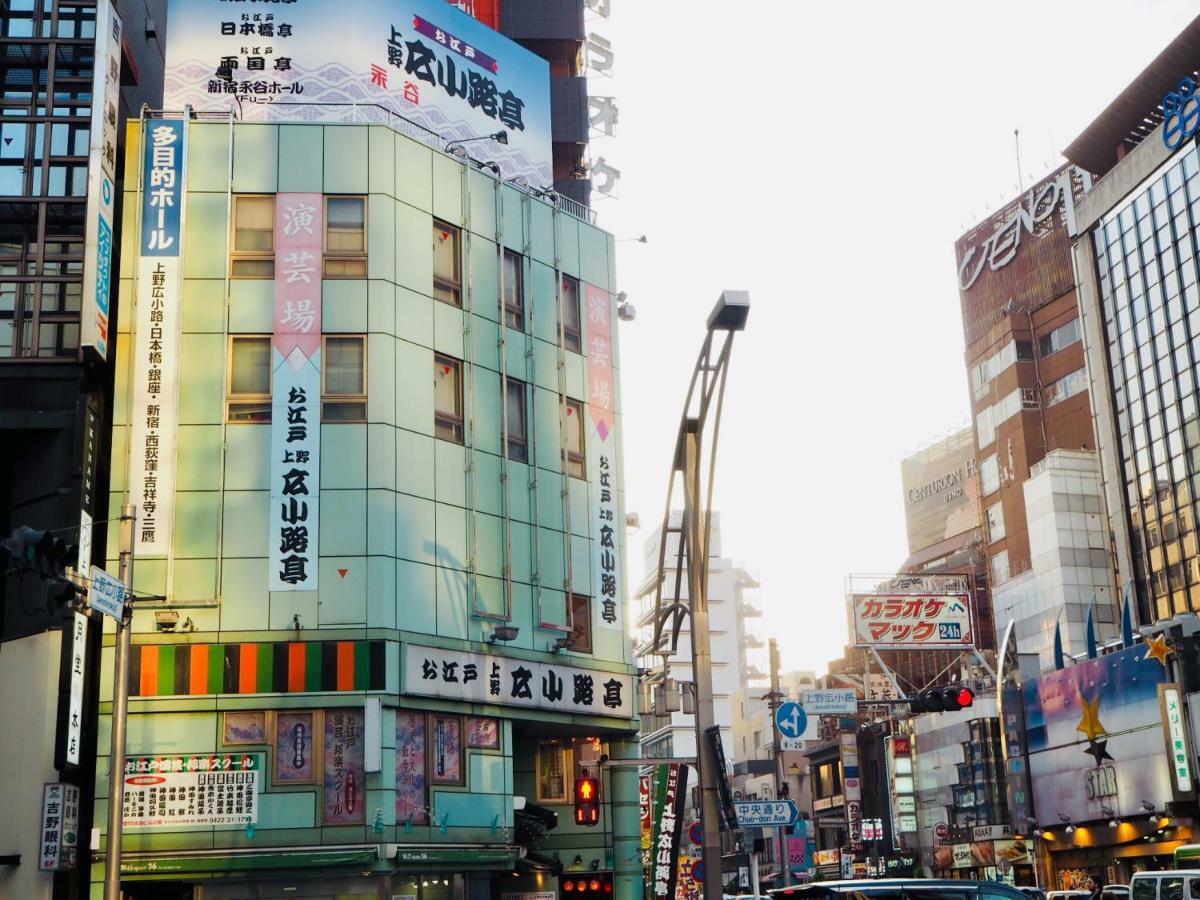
[445,131,508,155]
[490,625,519,643]
[550,635,577,653]
[616,291,636,322]
[154,610,179,632]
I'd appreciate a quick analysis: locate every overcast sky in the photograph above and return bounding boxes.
[594,2,1199,673]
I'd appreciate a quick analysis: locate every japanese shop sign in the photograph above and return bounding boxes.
[1160,684,1194,797]
[640,774,652,850]
[64,613,87,767]
[1162,77,1200,151]
[81,0,122,362]
[39,783,80,871]
[585,283,621,632]
[123,754,261,827]
[403,643,635,718]
[801,689,858,715]
[324,709,365,825]
[650,764,688,900]
[129,119,187,555]
[849,592,975,649]
[269,193,323,592]
[163,0,552,186]
[395,711,428,824]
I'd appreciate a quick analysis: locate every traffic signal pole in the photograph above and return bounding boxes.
[769,639,792,888]
[103,504,136,900]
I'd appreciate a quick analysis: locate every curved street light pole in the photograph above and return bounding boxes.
[651,291,749,900]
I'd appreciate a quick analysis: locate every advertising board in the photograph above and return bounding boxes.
[123,754,261,827]
[163,0,551,186]
[899,428,980,555]
[849,593,974,649]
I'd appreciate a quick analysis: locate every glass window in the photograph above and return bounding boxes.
[231,195,274,277]
[1163,880,1184,900]
[980,454,1000,495]
[434,355,463,443]
[322,335,366,421]
[1045,367,1089,407]
[986,503,1006,543]
[561,275,581,353]
[504,377,527,463]
[569,593,592,653]
[991,549,1010,585]
[536,741,572,803]
[228,335,271,421]
[563,397,585,479]
[433,221,461,306]
[503,249,524,331]
[324,196,366,277]
[1039,317,1082,357]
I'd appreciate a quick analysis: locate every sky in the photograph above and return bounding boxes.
[589,2,1200,673]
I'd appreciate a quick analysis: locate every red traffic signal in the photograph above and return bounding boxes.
[955,687,975,709]
[908,685,975,714]
[574,777,600,826]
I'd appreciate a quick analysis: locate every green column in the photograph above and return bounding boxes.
[609,735,645,900]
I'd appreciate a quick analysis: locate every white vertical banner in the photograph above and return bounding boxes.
[584,283,620,631]
[128,120,187,555]
[80,0,122,360]
[65,612,87,766]
[268,194,323,591]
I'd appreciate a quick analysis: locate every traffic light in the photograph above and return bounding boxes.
[908,685,975,714]
[574,776,600,826]
[0,525,80,615]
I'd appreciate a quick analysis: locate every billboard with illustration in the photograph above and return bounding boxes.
[163,0,551,186]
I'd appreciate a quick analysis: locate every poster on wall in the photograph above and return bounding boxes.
[268,192,324,592]
[128,119,187,555]
[323,709,365,824]
[395,711,428,824]
[275,712,316,784]
[38,783,80,871]
[162,0,552,186]
[430,715,464,785]
[123,754,261,827]
[584,283,622,634]
[849,593,975,649]
[466,715,500,749]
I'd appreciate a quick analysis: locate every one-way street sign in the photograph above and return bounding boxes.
[732,799,798,828]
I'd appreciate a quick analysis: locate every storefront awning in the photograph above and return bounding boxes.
[119,845,378,876]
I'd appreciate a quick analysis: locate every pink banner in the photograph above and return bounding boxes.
[275,193,323,359]
[584,283,614,438]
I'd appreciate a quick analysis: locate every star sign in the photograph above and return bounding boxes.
[1084,739,1113,766]
[1076,693,1107,742]
[1146,634,1172,667]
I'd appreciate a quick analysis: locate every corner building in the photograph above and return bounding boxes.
[95,114,641,900]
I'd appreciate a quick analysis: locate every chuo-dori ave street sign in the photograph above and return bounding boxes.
[732,799,798,828]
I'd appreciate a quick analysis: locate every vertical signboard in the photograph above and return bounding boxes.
[64,612,87,767]
[1161,684,1195,798]
[128,120,187,555]
[584,283,620,632]
[324,708,365,824]
[269,194,323,591]
[640,773,652,851]
[650,764,688,900]
[841,732,863,852]
[395,711,428,824]
[38,783,80,871]
[80,0,122,360]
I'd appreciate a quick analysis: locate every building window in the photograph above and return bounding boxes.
[322,335,367,421]
[231,195,275,277]
[536,741,572,803]
[569,593,592,653]
[990,549,1010,585]
[563,397,585,479]
[1039,318,1081,358]
[433,221,461,306]
[561,274,581,353]
[434,354,464,443]
[1044,367,1088,407]
[228,335,272,421]
[504,377,528,463]
[980,454,999,495]
[985,502,1005,543]
[503,249,524,331]
[324,196,367,278]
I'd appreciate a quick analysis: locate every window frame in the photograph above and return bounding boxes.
[985,502,1006,543]
[323,195,368,279]
[226,334,273,422]
[563,396,586,479]
[434,354,465,443]
[321,334,367,422]
[561,274,582,353]
[433,220,462,307]
[568,593,593,654]
[503,248,525,331]
[535,741,573,804]
[503,377,528,463]
[231,194,276,279]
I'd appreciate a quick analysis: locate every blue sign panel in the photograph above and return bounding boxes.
[776,702,807,739]
[139,120,185,257]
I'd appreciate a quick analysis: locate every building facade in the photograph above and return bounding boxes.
[93,113,640,900]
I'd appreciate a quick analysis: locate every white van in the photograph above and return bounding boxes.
[1130,871,1200,900]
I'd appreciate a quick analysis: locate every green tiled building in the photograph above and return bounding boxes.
[94,115,641,900]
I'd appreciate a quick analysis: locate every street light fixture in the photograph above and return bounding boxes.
[445,130,509,155]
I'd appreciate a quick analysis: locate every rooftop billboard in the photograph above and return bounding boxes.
[899,428,980,555]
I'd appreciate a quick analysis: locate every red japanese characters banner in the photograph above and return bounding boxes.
[849,592,975,649]
[584,283,621,632]
[269,193,323,592]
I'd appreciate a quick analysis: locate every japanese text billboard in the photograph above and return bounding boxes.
[324,709,365,825]
[122,754,261,827]
[163,0,552,186]
[403,643,635,719]
[849,592,975,649]
[584,283,621,632]
[128,120,187,555]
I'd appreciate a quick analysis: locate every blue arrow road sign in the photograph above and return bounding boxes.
[775,701,807,739]
[732,799,798,828]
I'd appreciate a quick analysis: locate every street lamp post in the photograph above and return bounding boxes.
[650,291,749,900]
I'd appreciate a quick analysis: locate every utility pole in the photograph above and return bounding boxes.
[103,504,136,900]
[768,638,792,888]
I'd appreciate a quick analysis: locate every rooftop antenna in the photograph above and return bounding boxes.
[1014,128,1024,193]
